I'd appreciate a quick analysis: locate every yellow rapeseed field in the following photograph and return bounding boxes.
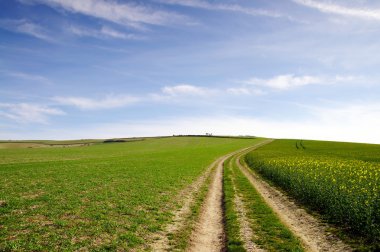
[245,140,380,245]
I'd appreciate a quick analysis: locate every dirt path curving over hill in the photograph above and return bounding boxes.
[236,151,352,252]
[151,140,271,251]
[187,154,228,252]
[187,141,271,252]
[151,155,224,251]
[151,145,259,251]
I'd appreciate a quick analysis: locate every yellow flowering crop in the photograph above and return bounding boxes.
[245,140,380,243]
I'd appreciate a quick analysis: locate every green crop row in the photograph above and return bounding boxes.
[245,140,380,249]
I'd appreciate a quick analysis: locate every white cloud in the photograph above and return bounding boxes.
[158,0,288,19]
[162,84,212,96]
[242,74,356,91]
[3,99,380,144]
[245,74,321,90]
[0,103,65,123]
[53,95,139,110]
[100,26,138,39]
[68,25,140,40]
[293,0,380,21]
[0,19,53,41]
[19,101,380,143]
[23,0,187,28]
[227,87,266,96]
[150,84,218,102]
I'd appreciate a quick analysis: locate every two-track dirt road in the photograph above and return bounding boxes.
[152,139,351,251]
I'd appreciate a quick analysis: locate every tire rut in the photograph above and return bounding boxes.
[229,158,264,252]
[187,154,227,252]
[151,155,225,251]
[187,142,270,252]
[236,151,352,252]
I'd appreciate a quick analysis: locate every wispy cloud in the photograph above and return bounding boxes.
[293,0,380,21]
[3,70,52,85]
[150,84,218,102]
[158,0,289,19]
[0,19,53,41]
[241,74,356,91]
[68,25,141,40]
[162,84,212,96]
[227,87,266,96]
[99,26,139,39]
[36,101,380,143]
[0,103,65,123]
[52,74,359,113]
[53,95,139,110]
[244,74,321,90]
[22,0,187,28]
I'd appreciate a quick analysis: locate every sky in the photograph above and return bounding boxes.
[1,0,380,143]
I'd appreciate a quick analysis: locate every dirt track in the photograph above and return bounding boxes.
[229,159,263,252]
[188,142,271,252]
[152,140,352,252]
[151,155,224,251]
[187,154,227,252]
[236,152,352,252]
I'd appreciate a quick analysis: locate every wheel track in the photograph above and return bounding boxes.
[151,145,260,251]
[227,158,264,252]
[236,148,352,252]
[187,141,270,252]
[152,139,351,252]
[151,154,226,251]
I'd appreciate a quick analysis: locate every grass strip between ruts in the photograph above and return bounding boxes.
[223,152,304,251]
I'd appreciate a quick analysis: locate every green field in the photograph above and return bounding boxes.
[245,140,380,249]
[224,154,303,252]
[0,136,260,251]
[2,136,378,251]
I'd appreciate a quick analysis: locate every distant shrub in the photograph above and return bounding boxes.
[103,139,126,143]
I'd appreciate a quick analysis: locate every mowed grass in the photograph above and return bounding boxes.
[224,153,303,252]
[245,140,380,250]
[0,136,260,251]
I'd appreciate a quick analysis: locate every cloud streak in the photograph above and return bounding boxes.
[158,0,288,19]
[0,103,65,123]
[245,74,321,90]
[241,74,356,91]
[52,74,357,112]
[162,84,212,96]
[68,25,141,40]
[293,0,380,21]
[27,101,380,143]
[53,95,139,110]
[0,19,54,41]
[23,0,187,28]
[3,70,52,85]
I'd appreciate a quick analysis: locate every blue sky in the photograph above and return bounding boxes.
[1,0,380,143]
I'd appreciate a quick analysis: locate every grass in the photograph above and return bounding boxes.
[167,167,212,251]
[223,149,304,251]
[223,156,246,252]
[245,139,380,251]
[0,136,260,251]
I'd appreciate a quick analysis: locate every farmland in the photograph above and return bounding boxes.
[0,136,260,251]
[223,152,304,251]
[245,140,380,250]
[1,136,377,251]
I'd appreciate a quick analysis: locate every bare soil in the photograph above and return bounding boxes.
[231,178,264,252]
[237,153,352,252]
[187,154,227,252]
[150,155,227,251]
[186,146,262,251]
